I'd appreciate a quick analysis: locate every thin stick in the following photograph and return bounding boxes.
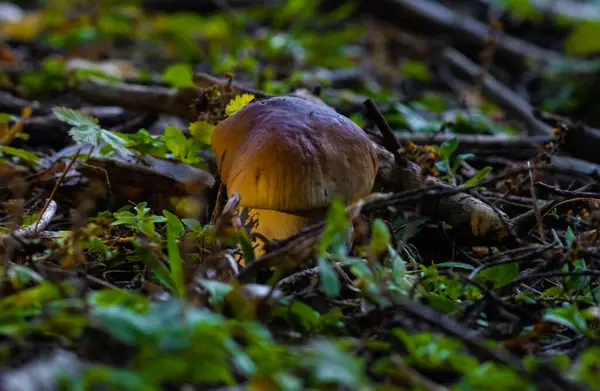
[34,148,81,234]
[363,98,404,162]
[8,200,57,240]
[528,161,545,242]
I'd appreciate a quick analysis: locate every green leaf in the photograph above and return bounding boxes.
[189,121,215,146]
[318,255,340,298]
[197,279,233,309]
[544,304,588,335]
[0,113,17,123]
[162,63,195,89]
[288,300,321,331]
[439,137,458,161]
[53,107,130,157]
[436,262,476,271]
[575,347,600,388]
[162,125,187,158]
[401,60,432,82]
[87,290,149,313]
[451,152,474,173]
[477,262,519,288]
[133,241,178,292]
[164,210,185,297]
[306,339,366,387]
[317,197,350,256]
[370,219,391,256]
[434,159,451,173]
[463,166,493,186]
[0,146,39,164]
[565,226,576,248]
[78,365,159,391]
[564,22,600,55]
[564,258,589,294]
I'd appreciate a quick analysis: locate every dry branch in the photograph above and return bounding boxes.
[537,110,600,165]
[373,143,513,241]
[71,79,199,121]
[0,91,47,115]
[10,200,57,240]
[364,98,513,241]
[383,132,549,160]
[441,48,555,136]
[334,0,568,73]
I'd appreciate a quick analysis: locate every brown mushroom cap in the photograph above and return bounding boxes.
[211,96,379,212]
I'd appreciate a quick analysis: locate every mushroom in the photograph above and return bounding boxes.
[210,96,378,255]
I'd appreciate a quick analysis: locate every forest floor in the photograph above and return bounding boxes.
[1,0,600,390]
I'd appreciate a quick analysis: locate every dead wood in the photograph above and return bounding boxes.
[373,143,513,241]
[441,48,555,136]
[0,91,49,116]
[364,98,514,241]
[537,110,600,165]
[388,132,550,159]
[71,79,200,121]
[329,0,569,74]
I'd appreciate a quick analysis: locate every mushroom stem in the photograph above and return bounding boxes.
[241,207,327,256]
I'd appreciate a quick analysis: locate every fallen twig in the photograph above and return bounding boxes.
[441,48,555,136]
[71,79,199,121]
[535,181,600,199]
[365,99,514,241]
[332,0,569,73]
[3,199,57,242]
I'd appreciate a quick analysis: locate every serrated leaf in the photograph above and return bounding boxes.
[225,94,255,117]
[53,107,130,157]
[53,107,99,128]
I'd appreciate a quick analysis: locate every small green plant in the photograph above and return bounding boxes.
[111,202,167,239]
[53,107,131,157]
[432,137,492,186]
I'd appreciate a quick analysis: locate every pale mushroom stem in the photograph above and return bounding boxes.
[242,207,328,256]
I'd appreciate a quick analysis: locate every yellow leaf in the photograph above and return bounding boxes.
[0,12,43,40]
[0,106,32,145]
[225,94,255,117]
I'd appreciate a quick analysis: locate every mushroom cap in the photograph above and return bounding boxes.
[211,96,379,212]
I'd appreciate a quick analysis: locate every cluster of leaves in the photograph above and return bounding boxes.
[49,93,254,168]
[1,0,365,98]
[2,192,600,390]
